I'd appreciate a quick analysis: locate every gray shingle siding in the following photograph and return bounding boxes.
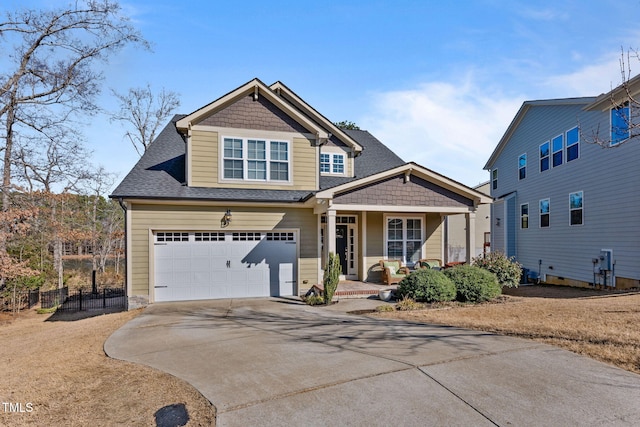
[488,100,640,284]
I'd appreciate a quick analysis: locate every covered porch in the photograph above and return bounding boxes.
[312,163,491,286]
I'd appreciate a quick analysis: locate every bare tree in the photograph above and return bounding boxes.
[111,85,181,156]
[0,0,147,209]
[0,1,146,285]
[581,48,640,147]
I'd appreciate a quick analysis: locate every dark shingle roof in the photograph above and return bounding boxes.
[110,118,406,202]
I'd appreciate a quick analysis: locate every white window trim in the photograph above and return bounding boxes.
[569,191,584,227]
[518,153,526,180]
[610,102,631,146]
[383,214,425,266]
[551,133,564,168]
[491,168,498,190]
[539,198,550,228]
[320,152,347,176]
[220,135,292,184]
[520,203,529,229]
[566,126,580,162]
[539,141,550,173]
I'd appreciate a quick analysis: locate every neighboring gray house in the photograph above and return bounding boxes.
[484,78,640,290]
[445,181,491,263]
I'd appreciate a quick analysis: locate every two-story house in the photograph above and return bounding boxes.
[111,78,490,307]
[484,76,640,290]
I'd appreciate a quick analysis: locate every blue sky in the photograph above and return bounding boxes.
[7,0,640,189]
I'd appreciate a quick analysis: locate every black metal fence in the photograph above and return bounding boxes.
[0,289,40,312]
[40,287,126,312]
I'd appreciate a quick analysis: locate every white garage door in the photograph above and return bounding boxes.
[154,231,296,302]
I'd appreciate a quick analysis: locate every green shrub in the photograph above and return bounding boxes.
[397,268,456,303]
[304,295,325,306]
[472,252,522,288]
[444,264,501,303]
[395,296,424,311]
[323,252,342,304]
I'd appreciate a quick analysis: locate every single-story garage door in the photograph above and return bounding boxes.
[154,231,296,302]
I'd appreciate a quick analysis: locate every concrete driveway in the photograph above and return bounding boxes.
[105,298,640,426]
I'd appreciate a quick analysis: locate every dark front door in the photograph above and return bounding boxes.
[336,224,348,275]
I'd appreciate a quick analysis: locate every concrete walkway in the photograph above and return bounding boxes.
[105,298,640,426]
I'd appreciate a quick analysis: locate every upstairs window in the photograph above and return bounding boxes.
[518,153,526,180]
[491,169,498,190]
[223,137,289,182]
[540,142,550,172]
[552,134,563,167]
[570,191,583,226]
[320,153,346,175]
[566,127,579,162]
[611,102,630,145]
[540,198,550,228]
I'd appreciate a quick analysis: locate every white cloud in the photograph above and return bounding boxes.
[543,52,625,97]
[359,76,523,187]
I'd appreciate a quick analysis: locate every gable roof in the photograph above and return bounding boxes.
[176,78,330,140]
[483,97,596,170]
[269,81,363,153]
[316,162,492,206]
[584,72,640,111]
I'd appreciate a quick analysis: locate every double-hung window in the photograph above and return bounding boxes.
[540,142,550,172]
[386,217,423,265]
[570,191,583,226]
[520,204,529,229]
[320,153,346,174]
[566,127,579,162]
[540,199,550,228]
[223,137,289,181]
[491,169,498,190]
[518,154,526,180]
[611,102,630,145]
[552,134,563,167]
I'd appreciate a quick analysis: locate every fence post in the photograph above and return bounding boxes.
[79,289,82,311]
[103,288,106,308]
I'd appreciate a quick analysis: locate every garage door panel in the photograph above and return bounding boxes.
[154,231,296,302]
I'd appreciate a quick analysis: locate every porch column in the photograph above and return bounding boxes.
[465,211,476,263]
[326,208,337,256]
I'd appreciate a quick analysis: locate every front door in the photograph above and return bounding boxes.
[336,224,348,275]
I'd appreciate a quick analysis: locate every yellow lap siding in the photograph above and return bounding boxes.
[129,203,318,299]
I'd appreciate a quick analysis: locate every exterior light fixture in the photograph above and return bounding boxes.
[221,209,232,227]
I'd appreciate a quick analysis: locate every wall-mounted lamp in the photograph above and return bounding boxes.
[221,209,232,227]
[495,217,501,227]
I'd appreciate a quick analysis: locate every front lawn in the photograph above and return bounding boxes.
[377,285,640,374]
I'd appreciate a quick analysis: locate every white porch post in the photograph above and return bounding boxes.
[327,208,337,256]
[465,211,476,264]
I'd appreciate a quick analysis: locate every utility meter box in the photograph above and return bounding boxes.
[599,249,613,271]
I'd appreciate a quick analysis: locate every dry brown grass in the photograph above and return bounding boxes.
[0,308,215,426]
[377,285,640,375]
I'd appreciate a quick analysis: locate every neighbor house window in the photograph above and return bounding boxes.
[223,137,289,181]
[540,198,550,228]
[540,141,550,172]
[520,203,529,229]
[491,169,498,190]
[566,127,579,162]
[518,154,526,180]
[320,153,346,174]
[570,191,583,226]
[611,102,630,145]
[386,217,423,264]
[552,134,563,167]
